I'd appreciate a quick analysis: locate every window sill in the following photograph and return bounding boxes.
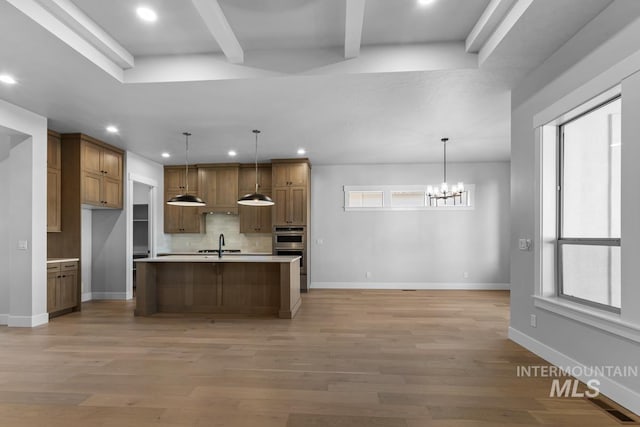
[533,295,640,344]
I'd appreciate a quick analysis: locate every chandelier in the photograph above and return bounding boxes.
[427,137,466,206]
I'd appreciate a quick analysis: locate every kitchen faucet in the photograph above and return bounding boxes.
[218,233,225,258]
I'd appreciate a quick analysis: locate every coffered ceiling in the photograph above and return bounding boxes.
[0,0,618,164]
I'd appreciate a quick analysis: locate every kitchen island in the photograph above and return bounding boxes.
[134,255,301,319]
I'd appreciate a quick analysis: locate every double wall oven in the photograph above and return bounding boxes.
[273,226,307,291]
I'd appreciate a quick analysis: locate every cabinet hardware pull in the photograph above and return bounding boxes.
[62,275,66,278]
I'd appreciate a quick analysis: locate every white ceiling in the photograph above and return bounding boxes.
[0,0,618,165]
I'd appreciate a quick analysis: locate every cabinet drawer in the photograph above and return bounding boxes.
[61,262,78,272]
[47,263,61,272]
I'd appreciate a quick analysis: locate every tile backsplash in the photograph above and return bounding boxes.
[168,214,272,253]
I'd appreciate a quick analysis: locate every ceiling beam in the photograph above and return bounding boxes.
[5,0,124,81]
[345,0,366,59]
[465,0,516,53]
[191,0,244,64]
[478,0,534,65]
[38,0,134,69]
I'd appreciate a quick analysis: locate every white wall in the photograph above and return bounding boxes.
[81,208,92,301]
[0,99,48,327]
[510,1,640,414]
[91,209,126,299]
[310,162,510,288]
[0,135,10,322]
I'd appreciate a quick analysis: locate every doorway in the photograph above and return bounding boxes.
[126,174,158,300]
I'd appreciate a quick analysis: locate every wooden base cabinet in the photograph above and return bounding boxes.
[47,261,79,316]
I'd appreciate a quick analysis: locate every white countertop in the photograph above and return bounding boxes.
[157,252,272,256]
[136,255,300,263]
[47,258,80,264]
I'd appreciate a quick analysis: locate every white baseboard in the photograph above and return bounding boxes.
[91,292,127,300]
[6,313,49,327]
[310,282,510,290]
[509,326,640,415]
[0,314,8,325]
[82,292,93,302]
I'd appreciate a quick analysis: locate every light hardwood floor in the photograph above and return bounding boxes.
[0,290,635,426]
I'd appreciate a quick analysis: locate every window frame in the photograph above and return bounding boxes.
[556,96,622,313]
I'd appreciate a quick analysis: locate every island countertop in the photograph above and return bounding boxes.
[136,255,300,263]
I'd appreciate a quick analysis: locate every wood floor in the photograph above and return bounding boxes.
[0,290,634,426]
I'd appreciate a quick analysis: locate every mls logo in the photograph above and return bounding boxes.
[550,378,600,398]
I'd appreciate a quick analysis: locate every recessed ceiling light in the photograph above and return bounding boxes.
[0,74,17,85]
[136,6,157,22]
[161,152,170,158]
[228,150,237,157]
[417,0,435,6]
[106,125,119,133]
[297,148,306,155]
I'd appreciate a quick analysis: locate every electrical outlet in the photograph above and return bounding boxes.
[463,272,469,279]
[530,314,537,328]
[17,240,28,251]
[365,272,372,279]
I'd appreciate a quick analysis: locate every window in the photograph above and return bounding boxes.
[558,97,621,311]
[344,185,474,211]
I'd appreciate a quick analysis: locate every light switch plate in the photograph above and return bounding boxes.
[17,240,28,251]
[518,239,532,251]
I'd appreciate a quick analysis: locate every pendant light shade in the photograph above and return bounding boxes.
[167,132,206,207]
[237,130,275,207]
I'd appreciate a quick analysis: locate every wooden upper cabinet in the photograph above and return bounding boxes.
[164,190,202,233]
[70,135,124,209]
[165,167,198,194]
[272,187,306,226]
[198,165,239,213]
[272,162,308,187]
[272,160,310,226]
[47,130,61,169]
[239,164,272,193]
[47,130,62,232]
[238,165,273,233]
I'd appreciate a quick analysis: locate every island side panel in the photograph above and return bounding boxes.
[156,263,219,313]
[279,260,301,319]
[219,263,280,315]
[135,262,157,316]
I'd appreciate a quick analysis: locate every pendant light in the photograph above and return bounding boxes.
[237,130,274,206]
[426,137,466,206]
[167,132,206,207]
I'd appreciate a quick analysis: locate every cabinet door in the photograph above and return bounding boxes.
[215,167,238,208]
[198,167,217,207]
[238,167,258,193]
[82,171,103,206]
[180,206,202,233]
[257,202,273,232]
[239,204,259,233]
[81,142,102,175]
[103,176,122,208]
[164,193,183,233]
[58,270,77,310]
[272,164,290,187]
[102,148,122,179]
[290,187,306,225]
[287,163,308,187]
[47,272,58,312]
[166,168,198,193]
[47,132,61,169]
[47,167,62,232]
[272,188,289,225]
